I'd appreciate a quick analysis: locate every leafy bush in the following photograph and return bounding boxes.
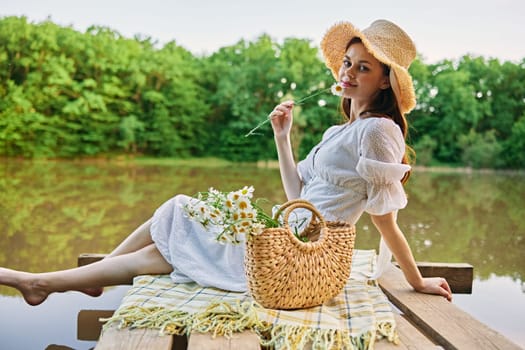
[458,129,503,168]
[413,135,437,166]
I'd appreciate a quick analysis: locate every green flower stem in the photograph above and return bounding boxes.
[244,87,331,138]
[244,116,274,138]
[294,87,331,105]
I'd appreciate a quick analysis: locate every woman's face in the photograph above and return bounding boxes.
[337,42,390,105]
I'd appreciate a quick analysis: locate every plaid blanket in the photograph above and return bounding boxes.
[102,249,398,349]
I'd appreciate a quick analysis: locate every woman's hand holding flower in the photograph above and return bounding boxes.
[270,100,294,139]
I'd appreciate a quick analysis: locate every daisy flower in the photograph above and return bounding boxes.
[331,82,344,96]
[182,186,278,244]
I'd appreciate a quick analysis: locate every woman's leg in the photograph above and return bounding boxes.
[80,218,156,297]
[0,243,172,306]
[106,218,155,258]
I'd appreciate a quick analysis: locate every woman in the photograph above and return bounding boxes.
[0,19,452,306]
[272,20,452,300]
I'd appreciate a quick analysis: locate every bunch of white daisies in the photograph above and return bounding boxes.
[182,186,278,244]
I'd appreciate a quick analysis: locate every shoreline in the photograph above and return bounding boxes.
[1,156,524,175]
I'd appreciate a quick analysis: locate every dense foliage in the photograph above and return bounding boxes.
[1,16,524,168]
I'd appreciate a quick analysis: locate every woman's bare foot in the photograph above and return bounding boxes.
[0,267,105,305]
[0,267,49,306]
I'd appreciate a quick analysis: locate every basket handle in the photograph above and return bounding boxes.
[273,199,327,230]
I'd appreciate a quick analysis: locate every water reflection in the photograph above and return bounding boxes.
[0,159,524,348]
[0,158,286,292]
[0,285,128,350]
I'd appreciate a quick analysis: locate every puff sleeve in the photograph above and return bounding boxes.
[356,118,411,215]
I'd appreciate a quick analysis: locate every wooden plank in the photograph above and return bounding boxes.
[394,261,473,294]
[95,324,173,350]
[83,309,437,350]
[78,310,115,341]
[78,253,107,267]
[378,263,521,350]
[188,330,260,350]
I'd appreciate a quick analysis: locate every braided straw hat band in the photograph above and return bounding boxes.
[321,19,417,115]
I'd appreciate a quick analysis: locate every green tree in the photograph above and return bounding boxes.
[502,113,525,168]
[413,135,437,166]
[0,17,209,157]
[119,115,144,152]
[1,16,524,169]
[458,129,503,168]
[409,60,484,164]
[455,56,525,168]
[199,35,283,161]
[136,42,210,156]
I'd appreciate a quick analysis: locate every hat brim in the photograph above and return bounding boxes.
[321,22,416,115]
[390,65,416,116]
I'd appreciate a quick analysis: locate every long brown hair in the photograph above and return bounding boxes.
[341,37,414,184]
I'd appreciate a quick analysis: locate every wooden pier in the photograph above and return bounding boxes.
[77,254,521,350]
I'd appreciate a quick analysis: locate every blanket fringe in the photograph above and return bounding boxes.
[100,306,189,335]
[376,321,399,344]
[190,300,270,337]
[100,302,398,350]
[257,324,397,350]
[100,300,268,337]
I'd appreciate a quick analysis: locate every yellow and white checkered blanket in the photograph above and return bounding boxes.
[102,249,397,349]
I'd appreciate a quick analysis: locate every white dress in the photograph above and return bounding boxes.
[150,117,411,292]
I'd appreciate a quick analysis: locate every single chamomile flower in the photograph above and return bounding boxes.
[331,82,344,96]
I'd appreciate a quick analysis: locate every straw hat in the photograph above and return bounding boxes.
[321,19,417,115]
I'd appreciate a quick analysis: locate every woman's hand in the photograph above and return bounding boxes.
[415,277,453,302]
[270,100,294,139]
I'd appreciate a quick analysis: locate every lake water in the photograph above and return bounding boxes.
[0,159,524,349]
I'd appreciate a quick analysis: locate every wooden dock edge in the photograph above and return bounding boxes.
[94,324,175,350]
[378,263,521,350]
[394,261,473,294]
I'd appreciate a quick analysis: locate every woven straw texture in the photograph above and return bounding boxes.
[244,199,356,309]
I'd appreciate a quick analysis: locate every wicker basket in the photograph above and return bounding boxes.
[244,199,356,309]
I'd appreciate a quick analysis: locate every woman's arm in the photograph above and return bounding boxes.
[370,212,453,301]
[270,101,302,200]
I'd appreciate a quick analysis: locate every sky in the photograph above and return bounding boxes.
[2,0,524,64]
